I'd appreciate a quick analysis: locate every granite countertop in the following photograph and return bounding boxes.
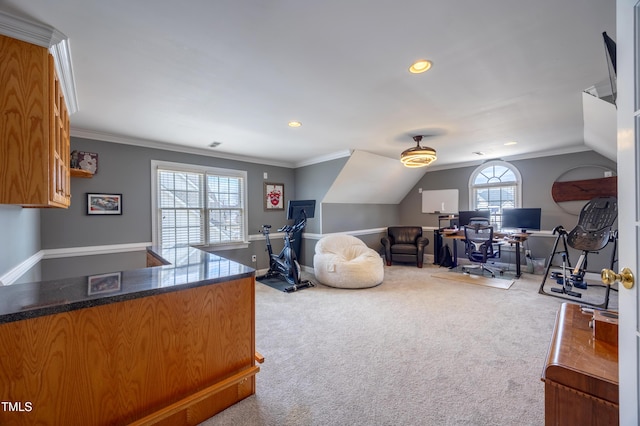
[0,246,255,324]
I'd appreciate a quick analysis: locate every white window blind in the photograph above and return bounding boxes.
[154,162,247,248]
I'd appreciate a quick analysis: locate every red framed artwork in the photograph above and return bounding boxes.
[264,183,284,210]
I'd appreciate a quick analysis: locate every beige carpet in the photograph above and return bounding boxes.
[430,271,515,289]
[200,265,617,426]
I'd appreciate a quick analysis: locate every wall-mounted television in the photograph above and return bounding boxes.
[501,208,542,233]
[287,199,316,221]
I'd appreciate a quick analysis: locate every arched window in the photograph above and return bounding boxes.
[468,160,522,229]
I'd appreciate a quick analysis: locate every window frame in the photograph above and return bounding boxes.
[468,160,522,229]
[151,160,249,250]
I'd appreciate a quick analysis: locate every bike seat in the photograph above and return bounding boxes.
[262,224,272,229]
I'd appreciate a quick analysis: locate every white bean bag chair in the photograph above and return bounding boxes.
[313,234,384,289]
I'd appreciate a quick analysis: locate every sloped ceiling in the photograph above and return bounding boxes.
[323,150,426,204]
[582,92,617,162]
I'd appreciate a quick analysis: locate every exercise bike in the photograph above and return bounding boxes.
[257,212,314,292]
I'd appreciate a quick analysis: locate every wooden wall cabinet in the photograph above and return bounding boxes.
[0,35,70,208]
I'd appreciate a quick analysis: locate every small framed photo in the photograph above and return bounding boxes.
[77,151,98,174]
[87,272,122,295]
[264,182,284,210]
[87,193,122,215]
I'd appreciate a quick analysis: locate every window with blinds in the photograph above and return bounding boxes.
[468,160,522,229]
[153,161,247,248]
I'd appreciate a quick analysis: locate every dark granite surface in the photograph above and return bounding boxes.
[0,245,254,324]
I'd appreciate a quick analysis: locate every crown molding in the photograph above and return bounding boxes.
[0,10,78,114]
[50,36,78,114]
[294,150,352,168]
[424,144,593,173]
[71,127,354,169]
[70,128,296,168]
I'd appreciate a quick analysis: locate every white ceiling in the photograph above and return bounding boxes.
[0,0,616,168]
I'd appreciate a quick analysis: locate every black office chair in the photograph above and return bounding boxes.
[461,223,502,277]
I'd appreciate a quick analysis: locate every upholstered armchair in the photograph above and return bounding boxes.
[381,226,429,268]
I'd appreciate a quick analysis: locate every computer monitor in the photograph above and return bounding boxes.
[287,199,316,221]
[458,210,491,227]
[501,208,541,233]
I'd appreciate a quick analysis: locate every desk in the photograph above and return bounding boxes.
[542,303,618,425]
[441,230,528,278]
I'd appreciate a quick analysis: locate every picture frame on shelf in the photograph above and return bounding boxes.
[75,151,98,174]
[264,182,284,210]
[87,193,122,215]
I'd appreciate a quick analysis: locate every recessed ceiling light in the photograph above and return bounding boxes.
[504,141,518,146]
[409,59,432,74]
[288,121,302,127]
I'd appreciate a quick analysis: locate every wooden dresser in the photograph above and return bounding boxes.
[542,303,619,425]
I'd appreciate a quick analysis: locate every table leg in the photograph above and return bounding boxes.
[450,240,458,268]
[515,241,521,278]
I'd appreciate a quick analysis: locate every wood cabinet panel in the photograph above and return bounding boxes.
[147,251,169,267]
[0,277,256,425]
[542,303,618,425]
[0,35,70,207]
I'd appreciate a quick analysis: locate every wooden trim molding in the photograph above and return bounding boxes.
[129,366,260,426]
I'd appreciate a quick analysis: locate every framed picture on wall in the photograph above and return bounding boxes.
[87,193,122,215]
[264,183,284,210]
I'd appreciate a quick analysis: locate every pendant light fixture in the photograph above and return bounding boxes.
[400,135,437,168]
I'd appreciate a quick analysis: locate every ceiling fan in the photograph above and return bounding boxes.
[400,135,437,168]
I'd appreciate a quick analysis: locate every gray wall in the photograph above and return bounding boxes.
[400,151,616,230]
[293,157,348,234]
[39,137,296,270]
[42,137,297,248]
[2,142,619,279]
[14,251,148,284]
[293,156,402,235]
[321,203,399,234]
[399,150,617,269]
[0,206,40,280]
[293,157,399,263]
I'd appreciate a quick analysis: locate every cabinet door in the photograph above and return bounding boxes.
[0,35,70,208]
[49,56,70,207]
[0,36,49,205]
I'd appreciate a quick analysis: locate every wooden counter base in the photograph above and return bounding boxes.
[0,276,256,425]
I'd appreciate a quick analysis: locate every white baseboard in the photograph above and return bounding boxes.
[42,242,152,259]
[303,228,387,240]
[0,251,44,286]
[1,242,152,285]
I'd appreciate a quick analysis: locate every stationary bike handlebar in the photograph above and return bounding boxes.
[263,212,307,235]
[277,219,306,234]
